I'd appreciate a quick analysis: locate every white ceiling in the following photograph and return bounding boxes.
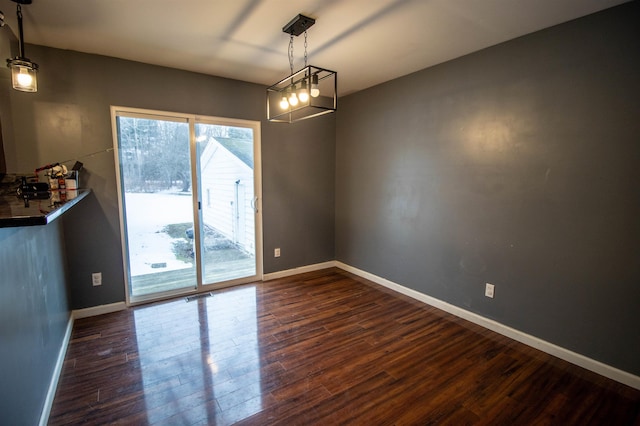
[0,0,629,96]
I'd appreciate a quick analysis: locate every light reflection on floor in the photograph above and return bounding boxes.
[133,286,261,424]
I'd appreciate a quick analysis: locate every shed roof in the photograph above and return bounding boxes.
[214,137,253,168]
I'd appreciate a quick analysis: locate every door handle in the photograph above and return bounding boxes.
[251,196,258,213]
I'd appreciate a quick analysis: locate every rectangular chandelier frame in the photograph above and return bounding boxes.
[267,65,337,123]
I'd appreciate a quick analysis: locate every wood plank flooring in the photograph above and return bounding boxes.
[49,268,640,425]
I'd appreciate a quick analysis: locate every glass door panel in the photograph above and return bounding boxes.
[195,122,257,285]
[116,114,197,298]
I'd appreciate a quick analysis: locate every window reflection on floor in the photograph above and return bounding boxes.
[133,286,262,424]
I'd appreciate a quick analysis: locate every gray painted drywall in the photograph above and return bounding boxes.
[0,24,16,177]
[262,115,336,271]
[1,46,335,308]
[336,2,640,375]
[0,221,71,425]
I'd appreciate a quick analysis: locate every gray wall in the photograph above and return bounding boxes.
[1,46,335,309]
[336,2,640,375]
[0,24,17,176]
[0,222,71,425]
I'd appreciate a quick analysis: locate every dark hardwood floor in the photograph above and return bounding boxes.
[49,268,640,425]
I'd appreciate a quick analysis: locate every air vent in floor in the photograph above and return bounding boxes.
[185,292,213,302]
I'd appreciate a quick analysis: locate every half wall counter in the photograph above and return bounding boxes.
[0,187,90,228]
[0,178,90,424]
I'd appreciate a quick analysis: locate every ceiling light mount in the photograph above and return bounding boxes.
[282,14,315,37]
[6,0,38,92]
[267,13,337,123]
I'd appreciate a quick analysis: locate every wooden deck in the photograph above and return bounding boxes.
[131,257,255,296]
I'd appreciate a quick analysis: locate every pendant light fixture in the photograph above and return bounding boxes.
[267,14,337,123]
[6,0,38,93]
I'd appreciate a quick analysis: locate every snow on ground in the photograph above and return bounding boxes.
[125,191,194,276]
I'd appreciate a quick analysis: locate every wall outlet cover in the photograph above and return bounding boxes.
[485,283,495,298]
[92,272,102,286]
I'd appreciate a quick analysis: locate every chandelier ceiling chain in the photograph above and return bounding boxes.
[288,27,309,73]
[304,30,308,67]
[288,33,294,75]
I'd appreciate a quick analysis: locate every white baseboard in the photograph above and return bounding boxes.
[39,314,74,426]
[335,261,640,390]
[73,301,127,319]
[263,261,337,281]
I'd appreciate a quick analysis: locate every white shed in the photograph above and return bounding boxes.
[198,137,255,254]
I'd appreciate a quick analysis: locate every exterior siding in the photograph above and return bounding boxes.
[200,139,255,254]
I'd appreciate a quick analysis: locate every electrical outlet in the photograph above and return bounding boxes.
[274,248,281,258]
[485,283,495,298]
[92,272,102,286]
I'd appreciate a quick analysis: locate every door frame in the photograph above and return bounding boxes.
[111,106,263,306]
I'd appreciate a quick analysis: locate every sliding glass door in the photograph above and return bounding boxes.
[194,120,258,284]
[112,107,262,304]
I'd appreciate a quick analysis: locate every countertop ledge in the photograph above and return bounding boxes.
[0,189,91,228]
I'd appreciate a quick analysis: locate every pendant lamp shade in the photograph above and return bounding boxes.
[8,58,38,92]
[6,0,39,93]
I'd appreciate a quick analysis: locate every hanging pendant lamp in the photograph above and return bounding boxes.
[267,14,337,123]
[6,0,38,92]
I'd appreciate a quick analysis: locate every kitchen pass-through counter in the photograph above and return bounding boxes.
[0,187,90,228]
